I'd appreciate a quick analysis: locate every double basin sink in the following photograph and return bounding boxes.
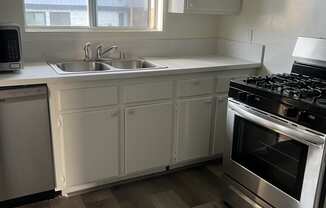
[49,59,167,74]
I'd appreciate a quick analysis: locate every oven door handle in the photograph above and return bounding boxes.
[229,101,326,148]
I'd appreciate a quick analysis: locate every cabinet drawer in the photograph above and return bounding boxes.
[216,76,245,93]
[60,86,118,111]
[123,82,173,103]
[177,78,215,97]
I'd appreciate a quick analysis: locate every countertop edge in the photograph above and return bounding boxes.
[0,56,261,87]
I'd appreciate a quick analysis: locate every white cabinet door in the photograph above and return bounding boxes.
[213,95,228,155]
[61,109,120,186]
[169,0,241,14]
[186,0,241,14]
[177,97,213,162]
[125,103,173,174]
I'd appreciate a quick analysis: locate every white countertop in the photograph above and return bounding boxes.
[0,55,261,87]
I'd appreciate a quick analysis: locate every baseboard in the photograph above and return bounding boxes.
[64,156,222,197]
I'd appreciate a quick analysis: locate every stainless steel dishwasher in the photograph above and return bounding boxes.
[0,85,55,204]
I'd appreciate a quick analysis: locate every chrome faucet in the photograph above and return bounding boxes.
[83,42,92,62]
[96,44,119,61]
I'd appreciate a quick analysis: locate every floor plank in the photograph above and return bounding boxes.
[151,190,190,208]
[192,201,224,208]
[19,200,50,208]
[49,196,86,208]
[81,189,120,208]
[15,162,224,208]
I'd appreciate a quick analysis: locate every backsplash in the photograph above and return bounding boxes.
[22,38,219,62]
[23,38,266,64]
[217,39,265,63]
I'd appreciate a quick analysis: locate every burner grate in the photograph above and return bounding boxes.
[245,73,326,104]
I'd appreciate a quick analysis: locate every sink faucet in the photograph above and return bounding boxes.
[96,44,119,61]
[83,42,92,62]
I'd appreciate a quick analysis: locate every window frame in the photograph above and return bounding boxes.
[49,11,72,26]
[23,0,163,32]
[25,11,47,26]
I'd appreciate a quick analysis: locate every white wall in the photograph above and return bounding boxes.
[0,0,219,61]
[217,0,326,74]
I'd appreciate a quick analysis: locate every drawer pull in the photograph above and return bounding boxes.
[193,81,201,86]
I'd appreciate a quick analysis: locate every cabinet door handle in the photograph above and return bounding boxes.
[111,111,120,117]
[128,110,136,115]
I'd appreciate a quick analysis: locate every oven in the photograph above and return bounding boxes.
[224,98,326,208]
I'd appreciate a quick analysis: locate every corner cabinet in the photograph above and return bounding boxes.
[168,0,242,15]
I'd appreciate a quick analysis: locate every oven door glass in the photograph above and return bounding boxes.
[232,115,308,200]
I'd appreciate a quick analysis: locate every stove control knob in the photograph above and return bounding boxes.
[247,94,256,103]
[285,107,298,118]
[299,111,317,123]
[238,91,247,102]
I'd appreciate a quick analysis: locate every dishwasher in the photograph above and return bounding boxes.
[0,85,55,206]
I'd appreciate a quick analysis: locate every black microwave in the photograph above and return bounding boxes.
[0,25,22,71]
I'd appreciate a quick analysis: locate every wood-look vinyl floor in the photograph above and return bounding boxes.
[19,164,227,208]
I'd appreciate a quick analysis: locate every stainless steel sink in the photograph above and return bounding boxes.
[49,59,167,74]
[106,59,163,70]
[50,61,112,73]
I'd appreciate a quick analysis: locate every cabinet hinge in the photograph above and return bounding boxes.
[57,117,63,128]
[62,176,66,186]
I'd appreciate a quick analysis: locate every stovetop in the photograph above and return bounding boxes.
[228,71,326,134]
[245,73,326,106]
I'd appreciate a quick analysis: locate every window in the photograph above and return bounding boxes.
[24,0,89,27]
[26,11,46,26]
[50,12,71,26]
[24,0,162,31]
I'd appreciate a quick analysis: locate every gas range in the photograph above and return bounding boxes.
[224,37,326,208]
[229,64,326,134]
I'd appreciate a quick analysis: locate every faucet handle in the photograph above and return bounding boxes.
[83,42,92,61]
[96,44,104,50]
[96,44,104,60]
[84,42,91,48]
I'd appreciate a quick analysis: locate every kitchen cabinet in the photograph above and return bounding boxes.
[122,81,173,103]
[168,0,242,15]
[177,97,213,162]
[61,108,120,186]
[177,78,215,97]
[213,95,228,155]
[125,103,173,174]
[49,67,258,194]
[59,86,118,111]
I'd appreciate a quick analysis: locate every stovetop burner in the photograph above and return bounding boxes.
[245,73,326,105]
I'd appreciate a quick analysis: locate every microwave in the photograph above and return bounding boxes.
[0,25,22,71]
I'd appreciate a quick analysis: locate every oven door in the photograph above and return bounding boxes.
[224,99,326,208]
